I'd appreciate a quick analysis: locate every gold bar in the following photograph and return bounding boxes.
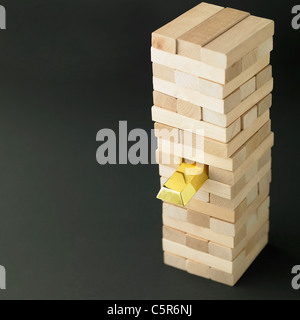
[157,162,208,207]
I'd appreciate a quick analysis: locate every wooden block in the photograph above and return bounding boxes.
[163,226,186,245]
[257,118,271,145]
[151,47,227,84]
[152,63,175,83]
[258,149,272,171]
[163,202,187,221]
[231,145,247,171]
[257,37,273,59]
[202,77,272,128]
[241,37,272,71]
[209,242,234,261]
[154,122,181,143]
[231,175,246,199]
[163,215,235,247]
[246,212,257,233]
[240,77,256,101]
[242,106,258,130]
[209,166,235,185]
[201,16,274,68]
[152,3,223,53]
[241,50,258,71]
[164,252,186,271]
[228,133,274,184]
[244,133,258,159]
[257,94,272,116]
[175,70,224,99]
[186,260,210,278]
[257,197,270,219]
[245,221,269,255]
[210,233,268,286]
[201,179,232,199]
[225,60,242,82]
[153,91,177,112]
[177,8,249,60]
[209,188,270,261]
[158,130,273,173]
[259,170,271,193]
[163,238,242,273]
[156,149,182,167]
[153,77,241,115]
[208,160,271,211]
[210,217,236,237]
[186,210,210,228]
[176,53,270,100]
[152,105,241,143]
[247,184,258,206]
[193,189,210,203]
[177,98,202,120]
[245,162,258,184]
[186,234,209,253]
[256,65,272,89]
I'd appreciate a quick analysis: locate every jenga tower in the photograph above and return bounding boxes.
[151,3,274,286]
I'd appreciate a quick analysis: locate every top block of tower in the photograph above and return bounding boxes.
[152,2,274,82]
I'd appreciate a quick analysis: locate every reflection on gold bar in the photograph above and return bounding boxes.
[157,162,208,207]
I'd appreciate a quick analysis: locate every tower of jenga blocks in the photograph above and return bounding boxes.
[151,3,274,286]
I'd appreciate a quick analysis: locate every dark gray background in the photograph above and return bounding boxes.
[0,0,299,300]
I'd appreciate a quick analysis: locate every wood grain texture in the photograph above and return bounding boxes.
[153,77,241,114]
[152,63,175,83]
[163,226,186,245]
[164,252,187,271]
[176,98,202,120]
[152,3,223,53]
[256,65,272,89]
[201,15,274,68]
[177,8,249,60]
[152,105,241,143]
[242,105,258,130]
[151,47,226,84]
[202,76,272,128]
[153,91,177,112]
[186,260,210,278]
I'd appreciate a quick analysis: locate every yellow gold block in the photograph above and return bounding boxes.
[157,162,208,207]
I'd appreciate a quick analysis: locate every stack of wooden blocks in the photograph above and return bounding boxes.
[151,3,274,286]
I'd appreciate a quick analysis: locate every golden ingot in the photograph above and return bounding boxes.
[157,162,208,207]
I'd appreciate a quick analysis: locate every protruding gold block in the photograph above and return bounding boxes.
[157,162,208,207]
